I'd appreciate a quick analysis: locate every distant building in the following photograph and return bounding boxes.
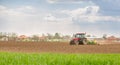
[0,37,8,41]
[18,35,28,41]
[107,36,120,42]
[18,35,27,39]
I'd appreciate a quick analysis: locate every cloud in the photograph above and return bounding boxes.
[43,5,120,23]
[0,5,78,35]
[47,0,58,3]
[0,5,44,33]
[90,0,120,16]
[92,0,120,7]
[44,14,58,22]
[44,13,73,24]
[60,5,99,22]
[0,5,36,17]
[47,0,120,16]
[62,5,99,16]
[0,4,120,36]
[60,5,120,22]
[47,0,120,15]
[47,0,90,4]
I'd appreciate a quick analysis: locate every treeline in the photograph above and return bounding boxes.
[0,32,71,42]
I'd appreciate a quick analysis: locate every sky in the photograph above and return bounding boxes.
[0,0,120,37]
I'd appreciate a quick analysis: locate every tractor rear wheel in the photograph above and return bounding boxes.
[74,40,79,45]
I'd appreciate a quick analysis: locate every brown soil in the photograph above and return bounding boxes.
[0,41,120,53]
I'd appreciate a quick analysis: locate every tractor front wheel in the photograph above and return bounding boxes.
[82,39,87,45]
[74,40,79,45]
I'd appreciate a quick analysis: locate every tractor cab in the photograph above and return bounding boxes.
[74,33,86,38]
[70,33,87,45]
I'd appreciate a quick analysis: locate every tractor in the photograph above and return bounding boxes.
[70,33,87,45]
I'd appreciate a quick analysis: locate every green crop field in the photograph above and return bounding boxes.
[0,52,120,65]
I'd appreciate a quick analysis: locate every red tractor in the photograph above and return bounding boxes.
[70,33,87,45]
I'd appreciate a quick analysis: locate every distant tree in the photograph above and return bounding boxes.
[8,32,18,41]
[32,35,40,42]
[47,33,53,39]
[0,32,7,37]
[54,33,61,39]
[92,35,96,37]
[103,34,107,39]
[42,33,45,37]
[86,35,91,37]
[40,33,47,41]
[63,35,71,39]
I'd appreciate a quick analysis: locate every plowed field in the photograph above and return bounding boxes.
[0,41,120,53]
